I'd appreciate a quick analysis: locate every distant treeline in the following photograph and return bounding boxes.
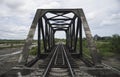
[0,40,37,44]
[0,40,25,44]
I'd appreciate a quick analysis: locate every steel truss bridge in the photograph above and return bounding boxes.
[0,9,120,77]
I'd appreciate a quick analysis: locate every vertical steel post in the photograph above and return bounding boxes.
[53,30,55,46]
[72,19,75,50]
[51,28,53,47]
[37,19,41,57]
[70,24,73,50]
[66,30,69,47]
[71,24,73,50]
[45,20,48,52]
[48,24,50,50]
[74,18,79,52]
[68,28,70,48]
[65,30,67,46]
[49,26,52,49]
[78,18,82,57]
[41,18,47,52]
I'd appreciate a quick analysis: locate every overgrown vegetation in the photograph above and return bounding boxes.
[0,40,25,44]
[1,34,120,58]
[97,34,120,57]
[29,46,37,55]
[110,34,120,54]
[29,41,44,55]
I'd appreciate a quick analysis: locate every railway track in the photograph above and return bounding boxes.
[36,43,93,77]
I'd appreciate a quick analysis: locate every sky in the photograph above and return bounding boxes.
[0,0,120,39]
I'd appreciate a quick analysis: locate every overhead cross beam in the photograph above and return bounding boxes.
[47,18,73,20]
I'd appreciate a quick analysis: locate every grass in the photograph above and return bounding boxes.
[81,40,115,58]
[29,46,37,55]
[96,41,115,57]
[29,45,44,55]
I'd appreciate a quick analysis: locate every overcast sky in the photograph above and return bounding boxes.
[0,0,120,39]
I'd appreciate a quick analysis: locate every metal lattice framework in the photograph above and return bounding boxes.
[19,9,101,66]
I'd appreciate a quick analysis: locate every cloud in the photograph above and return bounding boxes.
[0,21,28,39]
[100,13,120,26]
[40,2,61,8]
[0,0,120,39]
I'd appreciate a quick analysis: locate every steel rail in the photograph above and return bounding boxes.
[42,45,59,77]
[62,44,75,77]
[54,47,58,65]
[61,46,65,65]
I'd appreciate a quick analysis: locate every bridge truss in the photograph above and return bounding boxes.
[20,9,101,66]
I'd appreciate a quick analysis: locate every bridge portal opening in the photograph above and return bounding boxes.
[54,31,66,44]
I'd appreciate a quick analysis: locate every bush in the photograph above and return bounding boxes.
[110,34,120,54]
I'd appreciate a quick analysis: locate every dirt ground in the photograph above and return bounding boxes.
[0,47,22,55]
[102,56,120,70]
